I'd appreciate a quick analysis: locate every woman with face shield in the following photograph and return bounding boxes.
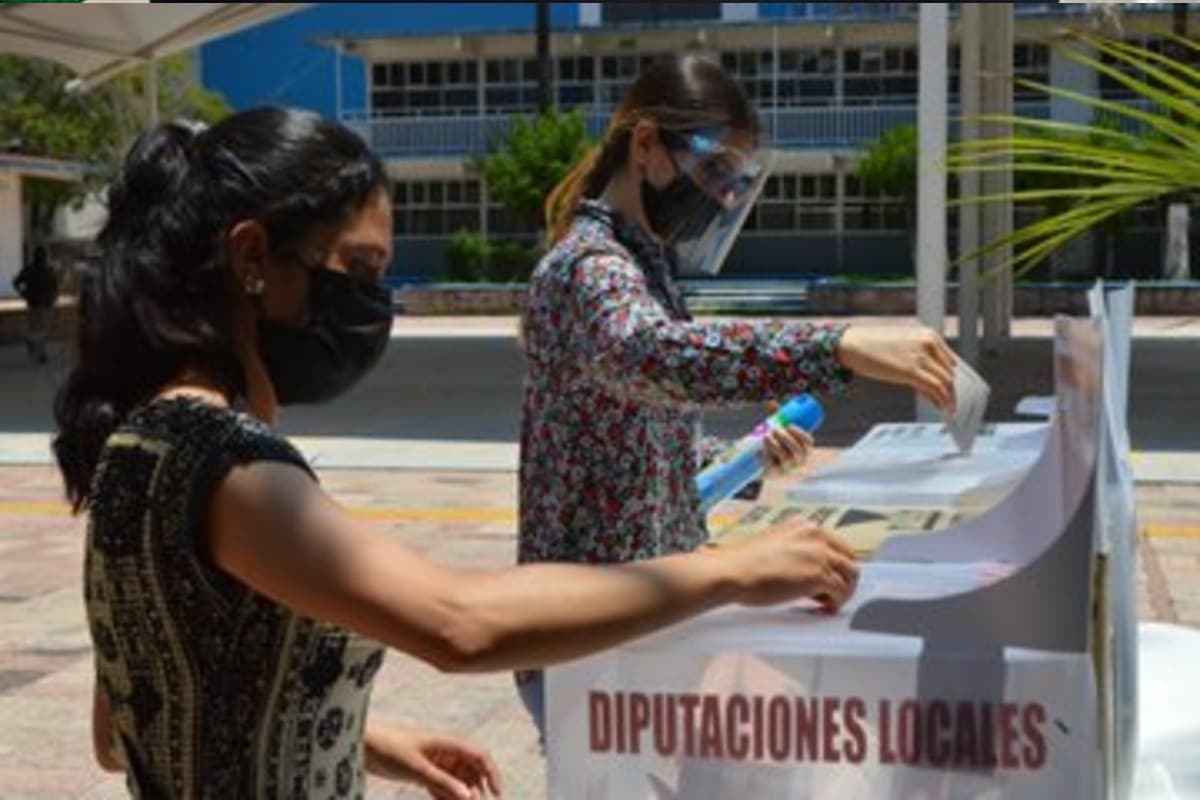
[517,54,959,739]
[56,107,860,799]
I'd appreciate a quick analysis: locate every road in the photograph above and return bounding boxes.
[1,316,1198,452]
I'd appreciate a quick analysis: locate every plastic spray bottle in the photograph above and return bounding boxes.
[695,394,825,515]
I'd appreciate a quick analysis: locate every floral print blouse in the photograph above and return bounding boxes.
[518,199,853,565]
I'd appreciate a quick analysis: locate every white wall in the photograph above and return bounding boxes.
[0,172,22,300]
[579,3,601,26]
[721,3,758,22]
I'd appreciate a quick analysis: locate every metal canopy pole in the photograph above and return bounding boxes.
[981,3,1014,354]
[958,2,983,365]
[144,58,159,124]
[916,2,949,420]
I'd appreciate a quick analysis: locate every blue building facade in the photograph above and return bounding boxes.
[201,4,580,116]
[199,3,1176,282]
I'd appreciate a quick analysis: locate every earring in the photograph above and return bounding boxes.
[244,276,265,295]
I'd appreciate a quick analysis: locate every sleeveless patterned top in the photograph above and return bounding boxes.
[85,398,384,799]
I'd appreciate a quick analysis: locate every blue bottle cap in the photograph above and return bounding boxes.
[777,394,825,432]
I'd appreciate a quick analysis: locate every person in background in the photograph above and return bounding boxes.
[56,107,859,799]
[516,53,959,740]
[13,244,59,364]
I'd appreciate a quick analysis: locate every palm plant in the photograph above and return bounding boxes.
[948,32,1199,279]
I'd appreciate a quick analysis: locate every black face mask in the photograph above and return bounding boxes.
[640,167,725,246]
[257,268,393,405]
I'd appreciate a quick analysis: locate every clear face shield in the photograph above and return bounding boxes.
[654,130,776,277]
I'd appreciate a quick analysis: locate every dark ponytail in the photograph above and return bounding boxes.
[54,108,388,511]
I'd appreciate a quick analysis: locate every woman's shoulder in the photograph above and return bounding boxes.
[535,213,638,287]
[116,397,310,476]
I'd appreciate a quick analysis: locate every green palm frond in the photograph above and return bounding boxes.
[948,32,1200,279]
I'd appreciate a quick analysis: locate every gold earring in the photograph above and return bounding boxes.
[244,276,265,295]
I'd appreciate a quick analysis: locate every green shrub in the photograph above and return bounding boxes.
[445,230,491,282]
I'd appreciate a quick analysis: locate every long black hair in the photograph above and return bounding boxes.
[54,107,388,510]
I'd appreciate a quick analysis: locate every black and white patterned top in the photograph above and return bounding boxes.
[84,398,384,799]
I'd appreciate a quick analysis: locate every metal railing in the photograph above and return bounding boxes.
[762,2,1173,21]
[343,103,1027,158]
[344,99,1155,159]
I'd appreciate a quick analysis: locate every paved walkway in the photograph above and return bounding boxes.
[0,459,1198,799]
[1,316,1198,798]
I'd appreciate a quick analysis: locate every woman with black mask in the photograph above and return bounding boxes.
[57,107,859,799]
[517,54,960,740]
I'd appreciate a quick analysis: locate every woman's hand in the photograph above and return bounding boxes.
[835,326,958,415]
[725,518,859,611]
[365,724,503,800]
[762,402,814,479]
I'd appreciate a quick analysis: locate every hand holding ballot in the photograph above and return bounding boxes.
[836,326,959,414]
[944,357,991,455]
[722,518,859,611]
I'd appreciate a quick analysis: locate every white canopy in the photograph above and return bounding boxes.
[0,2,306,88]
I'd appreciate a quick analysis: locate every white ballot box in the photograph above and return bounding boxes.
[784,421,1048,509]
[547,317,1119,799]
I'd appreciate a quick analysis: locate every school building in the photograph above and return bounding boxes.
[199,3,1181,282]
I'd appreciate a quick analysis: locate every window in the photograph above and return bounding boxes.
[723,47,838,109]
[480,56,542,114]
[843,172,908,232]
[597,52,669,110]
[557,55,597,110]
[752,171,837,233]
[370,59,480,115]
[843,45,918,105]
[393,179,484,237]
[372,90,404,113]
[600,3,720,24]
[1013,42,1050,101]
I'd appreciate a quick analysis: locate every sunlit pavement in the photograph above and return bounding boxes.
[1,316,1199,798]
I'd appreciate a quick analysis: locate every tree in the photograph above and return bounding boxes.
[535,1,553,113]
[479,108,592,231]
[0,53,230,242]
[448,109,592,282]
[857,123,917,208]
[857,124,918,267]
[948,33,1200,280]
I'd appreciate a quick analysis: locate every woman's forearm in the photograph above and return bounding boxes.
[212,464,745,675]
[431,548,741,672]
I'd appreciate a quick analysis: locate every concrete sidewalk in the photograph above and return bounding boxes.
[0,461,1198,799]
[1,315,1198,798]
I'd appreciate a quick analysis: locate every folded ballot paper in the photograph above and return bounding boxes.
[944,358,991,455]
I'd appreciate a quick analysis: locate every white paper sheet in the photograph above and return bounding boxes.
[944,358,991,454]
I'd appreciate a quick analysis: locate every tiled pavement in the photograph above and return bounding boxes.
[1,313,1198,798]
[0,459,1197,800]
